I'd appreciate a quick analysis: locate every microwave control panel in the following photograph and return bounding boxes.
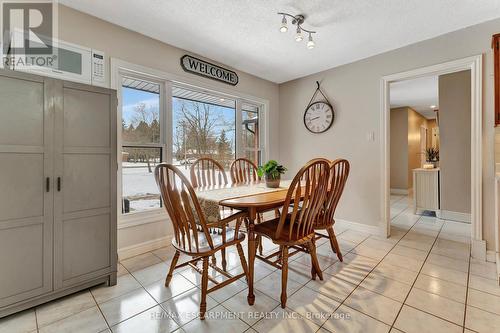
[91,50,106,86]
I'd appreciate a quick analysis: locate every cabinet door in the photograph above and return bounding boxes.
[0,70,54,307]
[53,80,117,288]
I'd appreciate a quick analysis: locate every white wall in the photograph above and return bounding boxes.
[57,5,280,256]
[279,18,498,250]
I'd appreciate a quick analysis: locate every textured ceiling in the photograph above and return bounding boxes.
[60,0,500,83]
[390,76,438,119]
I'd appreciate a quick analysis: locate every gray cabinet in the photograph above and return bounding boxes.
[0,69,117,317]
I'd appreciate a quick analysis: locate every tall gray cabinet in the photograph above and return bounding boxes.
[0,69,117,317]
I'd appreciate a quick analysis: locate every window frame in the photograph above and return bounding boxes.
[112,59,269,227]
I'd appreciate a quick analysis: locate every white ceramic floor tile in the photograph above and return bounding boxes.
[286,286,340,326]
[99,288,157,326]
[394,305,462,333]
[222,289,278,326]
[36,290,96,328]
[390,244,428,261]
[372,262,419,285]
[431,238,470,260]
[305,273,357,303]
[405,288,464,325]
[152,246,177,262]
[344,286,402,325]
[381,253,424,272]
[131,262,170,286]
[91,274,142,304]
[0,309,37,333]
[144,274,196,303]
[180,305,249,333]
[426,253,469,273]
[160,288,218,326]
[322,304,390,333]
[110,305,179,333]
[467,288,500,316]
[420,263,468,286]
[251,307,319,333]
[468,274,500,297]
[120,252,163,272]
[359,272,412,302]
[465,305,500,333]
[413,274,467,303]
[38,307,108,333]
[470,259,498,280]
[323,253,378,285]
[337,230,370,244]
[254,271,302,302]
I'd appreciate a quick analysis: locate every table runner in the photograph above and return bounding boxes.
[195,180,292,222]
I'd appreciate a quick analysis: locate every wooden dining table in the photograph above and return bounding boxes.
[220,189,291,305]
[196,181,290,305]
[195,181,292,306]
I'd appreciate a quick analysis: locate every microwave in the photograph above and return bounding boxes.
[2,36,108,87]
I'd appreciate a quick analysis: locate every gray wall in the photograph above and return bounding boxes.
[279,18,497,249]
[439,70,472,214]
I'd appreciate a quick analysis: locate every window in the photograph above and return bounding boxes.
[172,86,236,178]
[241,102,262,166]
[121,78,163,214]
[117,66,266,220]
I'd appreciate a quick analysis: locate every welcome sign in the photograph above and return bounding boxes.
[181,55,238,86]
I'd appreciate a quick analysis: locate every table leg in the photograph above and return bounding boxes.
[247,210,256,305]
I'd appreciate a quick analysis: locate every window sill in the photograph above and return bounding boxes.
[118,208,168,229]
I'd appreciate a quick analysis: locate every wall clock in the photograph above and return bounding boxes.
[304,81,335,133]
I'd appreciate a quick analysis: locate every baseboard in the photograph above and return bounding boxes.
[497,253,500,285]
[390,188,409,195]
[439,210,471,223]
[336,218,385,237]
[472,239,487,261]
[118,235,171,260]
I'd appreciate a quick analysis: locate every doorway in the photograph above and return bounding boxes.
[381,55,485,259]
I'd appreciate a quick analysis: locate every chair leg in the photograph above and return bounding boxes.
[221,227,227,271]
[327,227,343,262]
[165,250,180,287]
[280,246,289,308]
[200,256,209,320]
[257,214,264,255]
[309,240,323,281]
[236,243,249,280]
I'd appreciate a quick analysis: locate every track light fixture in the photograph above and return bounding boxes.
[277,12,316,49]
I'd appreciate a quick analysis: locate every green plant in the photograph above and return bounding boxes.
[257,160,287,180]
[425,147,439,162]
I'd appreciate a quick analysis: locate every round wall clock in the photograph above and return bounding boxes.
[304,101,334,134]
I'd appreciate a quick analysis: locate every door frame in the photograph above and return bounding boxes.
[380,55,485,259]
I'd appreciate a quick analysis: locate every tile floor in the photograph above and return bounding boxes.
[1,194,500,333]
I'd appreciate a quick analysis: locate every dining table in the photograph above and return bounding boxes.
[195,180,293,306]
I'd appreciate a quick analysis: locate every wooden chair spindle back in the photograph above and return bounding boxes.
[275,159,330,241]
[230,158,259,184]
[190,157,228,188]
[155,163,214,253]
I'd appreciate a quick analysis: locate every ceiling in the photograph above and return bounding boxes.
[60,0,500,83]
[390,76,438,119]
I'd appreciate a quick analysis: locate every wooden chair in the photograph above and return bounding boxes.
[190,157,230,269]
[253,159,330,308]
[230,158,259,184]
[314,159,350,262]
[155,163,248,320]
[229,158,266,254]
[190,157,228,188]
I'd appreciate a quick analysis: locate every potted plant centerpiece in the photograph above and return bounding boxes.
[257,160,287,188]
[424,147,439,168]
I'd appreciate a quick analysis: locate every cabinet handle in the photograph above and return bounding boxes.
[57,177,61,192]
[46,177,50,192]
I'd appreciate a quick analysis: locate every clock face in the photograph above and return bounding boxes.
[304,101,334,133]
